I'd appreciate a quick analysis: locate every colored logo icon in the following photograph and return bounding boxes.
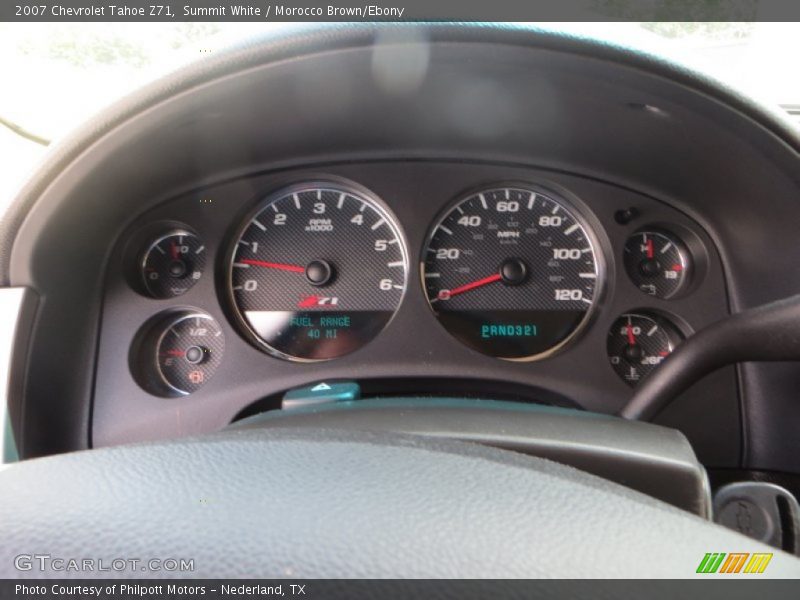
[696,552,772,574]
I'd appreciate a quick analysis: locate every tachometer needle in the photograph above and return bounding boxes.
[239,259,305,273]
[437,273,502,301]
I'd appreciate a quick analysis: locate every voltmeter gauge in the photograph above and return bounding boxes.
[141,231,205,298]
[623,231,690,299]
[607,312,684,386]
[133,311,224,397]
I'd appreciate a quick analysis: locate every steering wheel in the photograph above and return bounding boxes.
[2,23,800,581]
[1,426,797,578]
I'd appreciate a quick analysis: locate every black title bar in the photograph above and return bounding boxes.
[5,0,800,22]
[5,579,800,600]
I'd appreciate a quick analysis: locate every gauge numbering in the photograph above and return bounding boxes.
[228,183,408,361]
[623,230,691,299]
[422,185,601,360]
[141,230,205,298]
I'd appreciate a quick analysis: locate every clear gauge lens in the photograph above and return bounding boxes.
[624,231,690,299]
[228,183,407,361]
[155,313,224,395]
[141,231,205,298]
[607,312,683,386]
[422,186,601,360]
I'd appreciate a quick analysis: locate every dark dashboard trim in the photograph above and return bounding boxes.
[8,24,796,469]
[4,22,799,286]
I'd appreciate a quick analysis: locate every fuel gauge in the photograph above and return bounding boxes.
[132,311,224,397]
[624,231,690,299]
[155,313,224,395]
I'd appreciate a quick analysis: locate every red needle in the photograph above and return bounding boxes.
[646,238,654,259]
[170,242,179,260]
[626,322,637,346]
[240,259,305,273]
[163,349,185,356]
[438,273,502,300]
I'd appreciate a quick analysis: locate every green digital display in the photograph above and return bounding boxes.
[481,324,538,339]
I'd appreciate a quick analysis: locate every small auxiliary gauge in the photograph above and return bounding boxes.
[623,231,690,299]
[607,312,684,386]
[133,311,224,397]
[141,231,205,298]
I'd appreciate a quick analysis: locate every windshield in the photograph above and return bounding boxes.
[1,22,798,215]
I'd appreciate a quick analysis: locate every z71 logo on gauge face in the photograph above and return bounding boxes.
[297,295,339,308]
[228,182,408,362]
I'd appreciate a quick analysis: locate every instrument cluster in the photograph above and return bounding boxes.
[121,173,712,398]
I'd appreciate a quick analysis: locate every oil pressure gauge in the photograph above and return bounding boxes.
[623,231,691,299]
[141,230,205,298]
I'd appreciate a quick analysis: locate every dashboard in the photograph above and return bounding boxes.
[5,25,800,483]
[92,161,737,464]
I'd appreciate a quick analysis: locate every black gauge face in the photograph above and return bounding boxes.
[607,313,683,386]
[422,186,601,360]
[156,313,224,395]
[130,312,225,397]
[624,231,690,299]
[141,231,205,298]
[229,183,407,361]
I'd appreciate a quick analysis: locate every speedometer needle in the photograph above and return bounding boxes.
[437,273,502,301]
[240,259,305,273]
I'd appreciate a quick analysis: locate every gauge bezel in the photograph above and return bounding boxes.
[122,221,203,299]
[622,223,709,300]
[222,179,409,363]
[154,312,222,396]
[606,309,690,387]
[420,181,608,362]
[130,308,224,398]
[623,228,694,300]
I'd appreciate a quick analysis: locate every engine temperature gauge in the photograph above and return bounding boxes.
[624,231,690,299]
[607,312,684,386]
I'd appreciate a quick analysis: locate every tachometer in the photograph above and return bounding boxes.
[228,182,407,361]
[422,185,601,360]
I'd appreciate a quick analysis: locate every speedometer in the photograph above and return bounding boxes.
[228,182,407,361]
[422,185,601,360]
